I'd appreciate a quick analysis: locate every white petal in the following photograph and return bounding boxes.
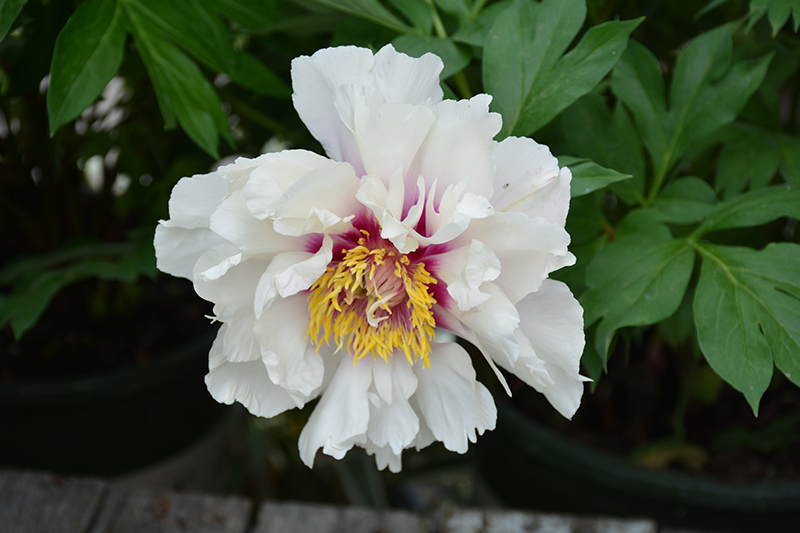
[298,355,373,467]
[371,44,443,105]
[221,314,261,363]
[161,173,228,229]
[366,357,419,455]
[242,150,333,220]
[467,211,574,303]
[254,294,324,404]
[154,225,227,279]
[516,280,587,419]
[334,83,435,179]
[365,440,403,473]
[193,246,265,318]
[272,161,361,236]
[455,282,521,365]
[435,239,501,311]
[291,46,375,173]
[206,332,296,418]
[417,95,501,202]
[490,137,570,226]
[253,235,332,316]
[209,190,299,258]
[413,342,496,453]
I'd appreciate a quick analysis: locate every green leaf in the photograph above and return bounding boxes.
[694,242,800,414]
[582,220,695,359]
[717,126,781,198]
[392,35,471,79]
[484,0,640,137]
[610,40,668,171]
[210,0,286,33]
[613,27,773,190]
[229,53,291,98]
[749,0,800,36]
[451,0,511,47]
[0,0,28,43]
[129,20,231,158]
[388,0,432,33]
[47,0,127,135]
[562,92,646,203]
[695,185,800,236]
[120,0,235,74]
[556,157,632,197]
[651,177,718,224]
[307,0,413,33]
[777,133,800,186]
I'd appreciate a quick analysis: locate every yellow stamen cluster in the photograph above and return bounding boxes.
[307,236,437,366]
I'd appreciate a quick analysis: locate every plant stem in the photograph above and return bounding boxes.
[428,0,473,99]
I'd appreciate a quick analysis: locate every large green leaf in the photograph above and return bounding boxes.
[694,242,800,414]
[484,0,640,138]
[307,0,413,33]
[612,27,772,195]
[47,0,127,135]
[0,0,28,43]
[557,156,632,197]
[582,219,695,359]
[120,0,235,74]
[392,35,471,79]
[716,125,782,198]
[128,19,232,158]
[229,53,290,98]
[749,0,800,35]
[562,92,646,204]
[695,185,800,236]
[651,177,718,224]
[451,0,511,47]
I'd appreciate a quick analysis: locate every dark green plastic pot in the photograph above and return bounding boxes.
[0,331,223,477]
[476,399,800,532]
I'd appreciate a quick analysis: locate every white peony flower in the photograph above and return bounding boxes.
[154,44,586,472]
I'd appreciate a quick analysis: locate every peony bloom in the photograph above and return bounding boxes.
[154,45,586,472]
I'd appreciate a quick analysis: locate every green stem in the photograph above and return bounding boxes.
[428,0,473,99]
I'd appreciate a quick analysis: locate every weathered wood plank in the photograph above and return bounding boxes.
[254,502,425,533]
[443,509,658,533]
[88,487,252,533]
[0,469,106,533]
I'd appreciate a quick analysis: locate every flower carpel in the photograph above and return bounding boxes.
[307,231,437,366]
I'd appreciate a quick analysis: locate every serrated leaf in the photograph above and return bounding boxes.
[308,0,412,33]
[695,185,800,235]
[651,177,718,224]
[717,126,781,198]
[392,35,471,79]
[694,242,800,414]
[556,157,632,197]
[582,221,695,359]
[0,0,28,43]
[562,92,646,203]
[484,0,640,137]
[47,0,127,135]
[128,20,231,157]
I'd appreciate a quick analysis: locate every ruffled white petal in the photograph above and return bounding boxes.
[154,226,228,279]
[242,150,333,220]
[206,331,297,418]
[516,280,587,419]
[435,239,501,311]
[370,44,443,106]
[366,356,419,456]
[466,211,574,304]
[417,95,501,202]
[253,235,332,316]
[490,137,571,227]
[413,342,496,453]
[272,162,361,236]
[454,282,521,365]
[298,355,373,467]
[253,294,324,405]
